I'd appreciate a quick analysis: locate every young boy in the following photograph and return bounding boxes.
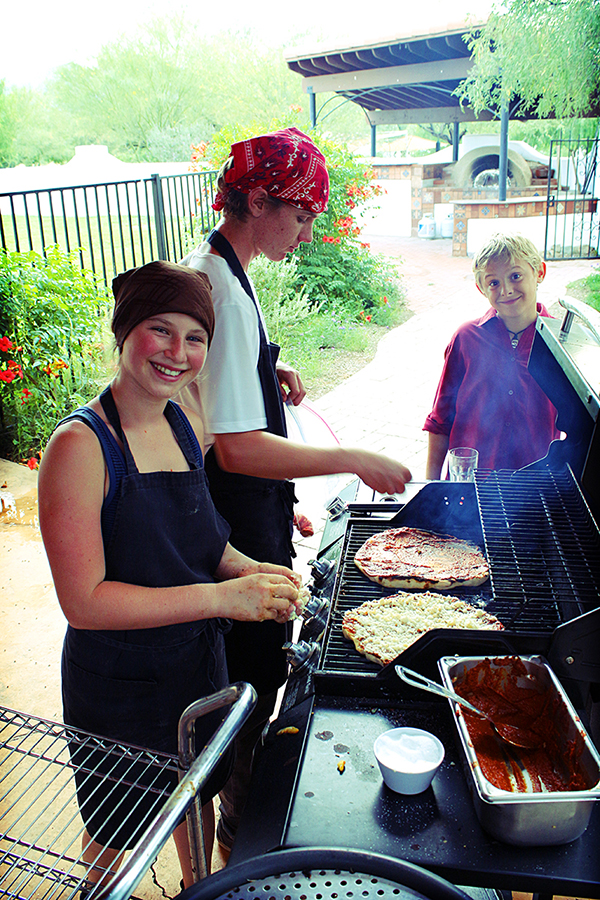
[424,233,560,478]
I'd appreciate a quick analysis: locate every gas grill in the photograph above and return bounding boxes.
[313,467,599,688]
[230,297,600,898]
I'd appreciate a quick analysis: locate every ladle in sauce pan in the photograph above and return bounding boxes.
[395,665,540,750]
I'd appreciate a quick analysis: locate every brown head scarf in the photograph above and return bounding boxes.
[111,261,214,349]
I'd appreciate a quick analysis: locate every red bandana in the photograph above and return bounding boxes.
[213,127,329,215]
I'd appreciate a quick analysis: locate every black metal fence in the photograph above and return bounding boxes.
[545,136,600,260]
[0,169,220,286]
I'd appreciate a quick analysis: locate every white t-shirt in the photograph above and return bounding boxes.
[178,243,267,445]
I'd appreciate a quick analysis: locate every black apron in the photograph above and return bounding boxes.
[61,387,232,849]
[204,229,296,695]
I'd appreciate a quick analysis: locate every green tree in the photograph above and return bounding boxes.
[0,80,16,166]
[2,16,373,168]
[0,81,75,167]
[458,0,600,120]
[50,16,213,161]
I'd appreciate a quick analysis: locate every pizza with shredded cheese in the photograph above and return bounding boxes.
[342,591,504,667]
[354,526,489,590]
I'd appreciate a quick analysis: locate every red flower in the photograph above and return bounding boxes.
[383,296,388,304]
[0,369,18,383]
[25,457,39,470]
[7,360,23,378]
[0,336,14,353]
[21,388,33,404]
[366,315,372,322]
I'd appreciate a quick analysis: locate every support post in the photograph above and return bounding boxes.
[371,124,377,158]
[308,88,316,128]
[150,173,168,260]
[499,104,509,202]
[453,122,460,162]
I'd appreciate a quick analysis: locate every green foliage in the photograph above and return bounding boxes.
[0,246,111,464]
[49,16,209,162]
[247,252,382,393]
[249,255,316,346]
[458,0,600,120]
[2,16,372,168]
[567,269,600,314]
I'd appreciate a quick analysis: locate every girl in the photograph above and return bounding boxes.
[38,260,301,888]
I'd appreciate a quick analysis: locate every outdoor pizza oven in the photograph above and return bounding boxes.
[229,296,600,897]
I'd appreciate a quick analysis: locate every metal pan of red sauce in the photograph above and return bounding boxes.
[453,655,588,791]
[438,655,600,846]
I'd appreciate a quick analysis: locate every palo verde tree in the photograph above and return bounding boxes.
[457,0,600,120]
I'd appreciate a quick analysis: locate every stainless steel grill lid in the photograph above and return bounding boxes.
[529,298,600,520]
[179,848,473,900]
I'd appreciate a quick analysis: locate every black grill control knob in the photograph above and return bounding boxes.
[309,558,335,586]
[283,640,321,674]
[300,594,330,639]
[302,593,329,621]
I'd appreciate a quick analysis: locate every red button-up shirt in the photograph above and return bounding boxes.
[423,304,560,471]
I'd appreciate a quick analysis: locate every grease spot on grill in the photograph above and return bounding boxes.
[316,731,333,741]
[304,791,315,798]
[334,743,350,753]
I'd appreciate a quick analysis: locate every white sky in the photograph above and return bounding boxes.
[3,0,492,88]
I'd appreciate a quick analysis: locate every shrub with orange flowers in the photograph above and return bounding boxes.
[199,119,405,328]
[0,245,110,464]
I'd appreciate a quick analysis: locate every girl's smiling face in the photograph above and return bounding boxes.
[121,312,209,398]
[478,255,546,330]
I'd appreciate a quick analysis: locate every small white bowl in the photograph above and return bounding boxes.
[374,727,445,795]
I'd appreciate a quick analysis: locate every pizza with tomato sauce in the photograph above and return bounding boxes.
[354,526,489,590]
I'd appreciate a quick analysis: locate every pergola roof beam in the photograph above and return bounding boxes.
[299,57,472,95]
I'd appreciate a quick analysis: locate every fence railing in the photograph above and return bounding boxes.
[0,170,220,286]
[545,136,600,260]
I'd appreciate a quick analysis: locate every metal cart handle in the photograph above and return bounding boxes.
[97,681,257,900]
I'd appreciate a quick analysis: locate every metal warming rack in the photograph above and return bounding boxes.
[0,683,256,900]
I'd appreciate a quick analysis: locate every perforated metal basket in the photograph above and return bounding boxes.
[179,847,472,900]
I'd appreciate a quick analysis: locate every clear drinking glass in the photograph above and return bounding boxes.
[448,447,479,482]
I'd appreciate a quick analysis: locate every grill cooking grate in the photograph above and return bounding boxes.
[0,707,177,900]
[476,467,600,626]
[319,467,600,677]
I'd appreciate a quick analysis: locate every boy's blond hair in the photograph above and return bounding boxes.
[473,233,543,289]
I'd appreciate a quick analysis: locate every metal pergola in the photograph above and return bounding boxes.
[285,21,536,199]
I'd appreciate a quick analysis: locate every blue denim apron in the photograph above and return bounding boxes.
[61,387,232,849]
[203,230,296,695]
